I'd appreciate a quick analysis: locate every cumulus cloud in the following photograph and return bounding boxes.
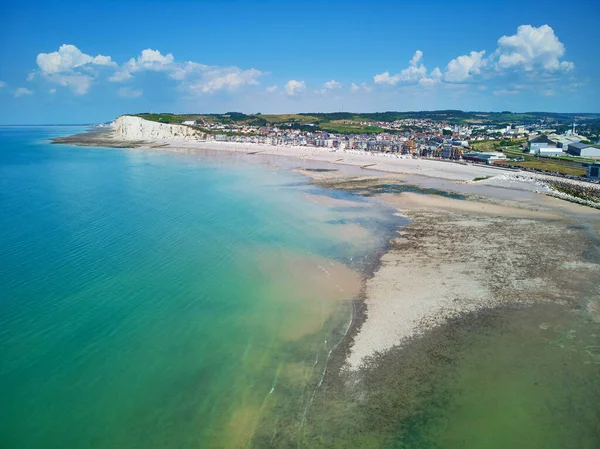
[108,49,175,83]
[419,67,442,86]
[0,81,5,88]
[108,49,264,95]
[410,50,423,66]
[34,44,115,94]
[494,24,573,72]
[350,82,373,93]
[315,79,342,94]
[36,44,115,74]
[266,85,278,93]
[285,79,305,96]
[127,49,175,73]
[371,24,575,96]
[15,87,33,97]
[108,70,133,82]
[185,67,263,94]
[374,50,436,85]
[323,79,341,89]
[442,25,573,84]
[49,88,56,94]
[444,50,486,82]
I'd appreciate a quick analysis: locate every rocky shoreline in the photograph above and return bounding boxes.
[296,171,600,370]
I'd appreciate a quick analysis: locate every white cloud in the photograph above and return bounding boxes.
[410,50,423,66]
[323,79,341,89]
[49,88,56,94]
[351,82,373,93]
[117,87,143,98]
[169,61,208,81]
[108,70,133,82]
[185,67,263,95]
[371,25,575,95]
[350,82,373,93]
[127,49,175,73]
[315,79,342,94]
[34,44,115,95]
[36,44,115,74]
[285,79,305,96]
[495,25,573,72]
[108,49,264,95]
[108,49,175,83]
[374,50,434,85]
[541,88,555,96]
[46,73,93,95]
[373,72,395,84]
[0,81,5,88]
[493,89,519,96]
[444,50,486,82]
[560,61,574,72]
[15,87,33,97]
[266,85,278,93]
[419,67,442,86]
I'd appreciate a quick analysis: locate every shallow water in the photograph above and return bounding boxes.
[303,303,600,448]
[0,127,402,448]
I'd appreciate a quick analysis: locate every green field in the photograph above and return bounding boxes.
[469,138,590,176]
[260,114,318,124]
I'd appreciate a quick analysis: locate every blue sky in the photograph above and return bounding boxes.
[0,0,598,124]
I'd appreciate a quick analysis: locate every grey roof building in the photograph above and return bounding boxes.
[567,142,600,158]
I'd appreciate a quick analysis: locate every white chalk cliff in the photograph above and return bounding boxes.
[113,115,203,140]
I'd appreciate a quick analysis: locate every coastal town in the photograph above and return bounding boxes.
[139,112,600,180]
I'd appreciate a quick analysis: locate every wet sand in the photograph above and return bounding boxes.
[304,172,600,369]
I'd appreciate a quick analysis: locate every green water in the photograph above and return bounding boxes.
[2,127,599,448]
[0,127,400,448]
[302,303,600,448]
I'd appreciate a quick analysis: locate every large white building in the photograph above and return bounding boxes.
[528,135,563,156]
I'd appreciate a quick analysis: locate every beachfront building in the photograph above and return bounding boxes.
[463,152,507,164]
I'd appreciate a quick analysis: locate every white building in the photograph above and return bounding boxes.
[528,135,563,156]
[182,120,197,126]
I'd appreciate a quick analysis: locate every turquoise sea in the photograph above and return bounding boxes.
[0,127,400,448]
[3,127,600,449]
